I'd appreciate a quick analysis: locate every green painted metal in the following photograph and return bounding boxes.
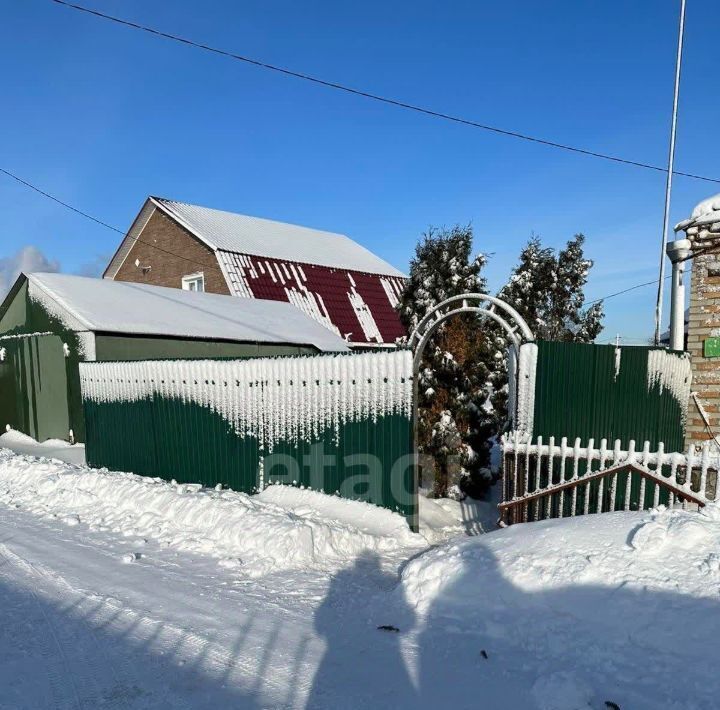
[704,338,720,358]
[0,334,70,441]
[94,334,316,361]
[528,341,691,513]
[83,394,415,523]
[80,354,416,526]
[0,280,88,442]
[84,397,261,491]
[532,341,689,452]
[264,415,414,516]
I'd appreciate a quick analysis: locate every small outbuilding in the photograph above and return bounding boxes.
[0,272,349,443]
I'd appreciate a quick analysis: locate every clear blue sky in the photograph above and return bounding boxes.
[2,0,719,342]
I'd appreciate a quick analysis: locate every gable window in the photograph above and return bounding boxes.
[182,272,205,292]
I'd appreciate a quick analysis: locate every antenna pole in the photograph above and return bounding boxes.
[654,0,687,345]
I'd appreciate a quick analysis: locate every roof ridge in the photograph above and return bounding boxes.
[154,196,349,238]
[150,196,405,277]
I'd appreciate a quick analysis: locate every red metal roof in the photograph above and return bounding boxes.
[218,251,407,345]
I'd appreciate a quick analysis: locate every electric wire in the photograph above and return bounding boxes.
[0,164,704,307]
[50,0,720,185]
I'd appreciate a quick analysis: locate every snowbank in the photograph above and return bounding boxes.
[418,490,500,542]
[0,430,86,466]
[258,483,417,542]
[401,505,720,615]
[0,450,423,577]
[399,507,720,709]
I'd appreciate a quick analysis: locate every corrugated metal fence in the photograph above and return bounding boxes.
[530,342,691,451]
[79,351,417,527]
[502,341,694,523]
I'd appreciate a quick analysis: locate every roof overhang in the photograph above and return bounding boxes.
[103,197,159,279]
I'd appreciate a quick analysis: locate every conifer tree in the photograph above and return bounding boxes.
[491,234,604,420]
[398,226,495,498]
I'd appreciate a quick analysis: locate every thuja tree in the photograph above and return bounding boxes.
[398,225,496,499]
[490,234,604,420]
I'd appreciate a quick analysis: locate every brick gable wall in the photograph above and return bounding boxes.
[109,207,406,345]
[111,209,230,295]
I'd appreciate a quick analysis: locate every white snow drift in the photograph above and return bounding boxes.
[0,449,423,577]
[398,505,720,710]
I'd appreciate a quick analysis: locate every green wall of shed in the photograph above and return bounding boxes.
[0,279,325,444]
[0,281,88,442]
[94,335,317,361]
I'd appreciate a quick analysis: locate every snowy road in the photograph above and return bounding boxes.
[0,497,526,710]
[0,503,319,709]
[0,446,524,710]
[1,446,720,709]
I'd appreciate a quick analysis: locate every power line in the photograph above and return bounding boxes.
[50,0,720,185]
[0,167,123,234]
[586,275,672,308]
[0,167,218,272]
[1,164,699,308]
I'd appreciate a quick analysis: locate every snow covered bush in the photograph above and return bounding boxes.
[398,226,496,499]
[491,234,604,419]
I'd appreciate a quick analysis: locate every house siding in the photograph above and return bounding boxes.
[94,334,317,361]
[111,209,230,295]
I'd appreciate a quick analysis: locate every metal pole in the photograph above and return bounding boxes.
[654,0,687,345]
[666,238,692,350]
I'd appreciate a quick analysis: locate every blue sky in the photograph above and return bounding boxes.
[2,0,719,342]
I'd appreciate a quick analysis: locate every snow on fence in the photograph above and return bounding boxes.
[500,433,719,525]
[79,351,417,526]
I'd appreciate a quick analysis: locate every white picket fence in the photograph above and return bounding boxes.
[500,432,719,524]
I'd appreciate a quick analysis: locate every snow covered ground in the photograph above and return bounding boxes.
[0,429,86,465]
[0,441,718,709]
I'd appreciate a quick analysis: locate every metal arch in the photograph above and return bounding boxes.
[408,293,534,351]
[408,294,534,530]
[412,306,522,375]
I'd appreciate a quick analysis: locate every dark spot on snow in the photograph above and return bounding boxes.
[377,625,400,633]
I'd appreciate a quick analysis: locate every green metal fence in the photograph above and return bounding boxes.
[80,351,417,527]
[530,341,691,451]
[504,341,693,518]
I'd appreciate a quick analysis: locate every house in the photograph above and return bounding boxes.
[103,197,407,347]
[0,272,348,444]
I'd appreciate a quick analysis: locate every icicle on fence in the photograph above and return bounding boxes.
[79,351,416,523]
[500,433,719,525]
[80,351,413,446]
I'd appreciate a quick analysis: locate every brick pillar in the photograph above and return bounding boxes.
[685,251,720,449]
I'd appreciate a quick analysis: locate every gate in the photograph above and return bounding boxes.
[0,333,71,442]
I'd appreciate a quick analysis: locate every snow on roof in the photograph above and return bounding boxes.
[26,273,349,352]
[153,197,405,277]
[675,192,720,233]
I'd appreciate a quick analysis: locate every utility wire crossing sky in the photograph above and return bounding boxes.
[8,0,719,307]
[51,0,720,184]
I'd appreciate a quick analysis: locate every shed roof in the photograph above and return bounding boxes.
[23,273,349,352]
[152,197,405,277]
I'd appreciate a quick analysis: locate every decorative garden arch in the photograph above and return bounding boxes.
[408,293,534,515]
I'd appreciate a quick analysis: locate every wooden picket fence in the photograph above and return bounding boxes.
[500,433,719,525]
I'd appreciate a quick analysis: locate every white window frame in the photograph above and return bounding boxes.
[181,272,205,292]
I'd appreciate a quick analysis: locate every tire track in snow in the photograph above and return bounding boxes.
[0,547,85,710]
[0,540,308,708]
